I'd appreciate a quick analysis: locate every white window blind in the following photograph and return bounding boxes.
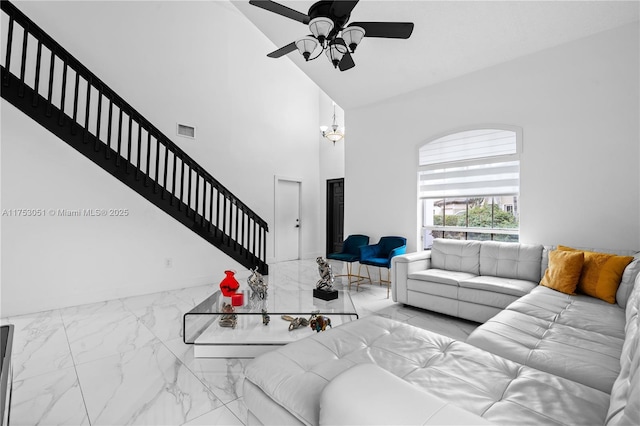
[418,129,519,199]
[419,160,519,198]
[419,129,517,166]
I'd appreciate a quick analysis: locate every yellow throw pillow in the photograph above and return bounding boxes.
[557,245,634,304]
[540,250,584,295]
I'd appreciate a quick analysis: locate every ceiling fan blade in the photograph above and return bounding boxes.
[349,22,414,39]
[267,41,297,58]
[339,52,355,72]
[330,0,359,18]
[249,0,310,24]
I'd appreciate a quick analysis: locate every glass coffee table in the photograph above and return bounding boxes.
[183,289,358,358]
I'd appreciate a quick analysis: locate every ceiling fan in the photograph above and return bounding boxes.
[248,0,414,71]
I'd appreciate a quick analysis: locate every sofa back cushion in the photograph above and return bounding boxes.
[431,239,480,275]
[479,241,544,282]
[605,273,640,425]
[617,256,640,308]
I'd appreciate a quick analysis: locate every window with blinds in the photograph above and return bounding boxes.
[418,128,520,248]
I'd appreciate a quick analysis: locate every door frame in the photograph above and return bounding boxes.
[274,176,302,262]
[326,178,345,256]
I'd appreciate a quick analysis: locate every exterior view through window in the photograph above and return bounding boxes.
[419,128,520,249]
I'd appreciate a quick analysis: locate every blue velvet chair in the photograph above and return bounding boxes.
[326,234,370,290]
[359,236,407,298]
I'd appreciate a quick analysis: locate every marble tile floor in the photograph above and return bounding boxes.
[2,259,478,426]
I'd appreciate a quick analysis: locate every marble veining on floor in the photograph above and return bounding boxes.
[2,259,478,425]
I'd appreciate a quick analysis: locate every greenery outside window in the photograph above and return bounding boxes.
[418,128,521,249]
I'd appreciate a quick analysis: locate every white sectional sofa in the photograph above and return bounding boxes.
[243,240,640,425]
[391,239,636,323]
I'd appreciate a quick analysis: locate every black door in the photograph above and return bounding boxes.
[326,178,344,255]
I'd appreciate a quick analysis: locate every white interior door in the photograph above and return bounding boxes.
[276,179,300,261]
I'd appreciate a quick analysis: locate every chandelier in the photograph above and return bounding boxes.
[321,102,344,144]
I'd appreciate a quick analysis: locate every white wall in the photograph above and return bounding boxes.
[1,1,324,316]
[2,103,250,313]
[346,23,640,253]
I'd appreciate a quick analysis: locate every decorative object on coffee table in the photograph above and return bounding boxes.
[219,302,237,328]
[231,292,244,306]
[219,270,240,296]
[261,309,270,325]
[310,313,332,332]
[281,315,309,331]
[247,267,268,300]
[314,257,339,300]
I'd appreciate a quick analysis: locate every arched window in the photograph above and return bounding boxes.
[418,128,521,249]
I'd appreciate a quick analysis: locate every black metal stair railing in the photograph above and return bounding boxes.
[0,1,268,274]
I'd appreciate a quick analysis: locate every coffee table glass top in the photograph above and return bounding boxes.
[183,289,358,345]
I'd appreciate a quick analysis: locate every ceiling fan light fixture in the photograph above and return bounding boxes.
[342,26,365,52]
[295,36,318,61]
[250,0,415,72]
[309,16,334,44]
[325,40,347,68]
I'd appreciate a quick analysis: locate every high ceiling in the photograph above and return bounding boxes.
[232,0,639,110]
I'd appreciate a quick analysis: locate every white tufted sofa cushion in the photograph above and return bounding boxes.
[430,239,481,274]
[616,256,640,308]
[479,241,544,282]
[319,364,491,425]
[605,273,640,425]
[467,285,627,393]
[243,315,610,425]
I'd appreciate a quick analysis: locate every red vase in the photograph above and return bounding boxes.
[219,270,240,296]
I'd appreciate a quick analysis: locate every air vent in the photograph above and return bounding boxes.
[177,123,196,139]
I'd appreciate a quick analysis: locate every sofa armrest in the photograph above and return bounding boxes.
[392,251,432,303]
[394,250,432,265]
[319,364,490,426]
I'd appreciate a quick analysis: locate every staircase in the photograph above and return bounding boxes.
[1,1,268,274]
